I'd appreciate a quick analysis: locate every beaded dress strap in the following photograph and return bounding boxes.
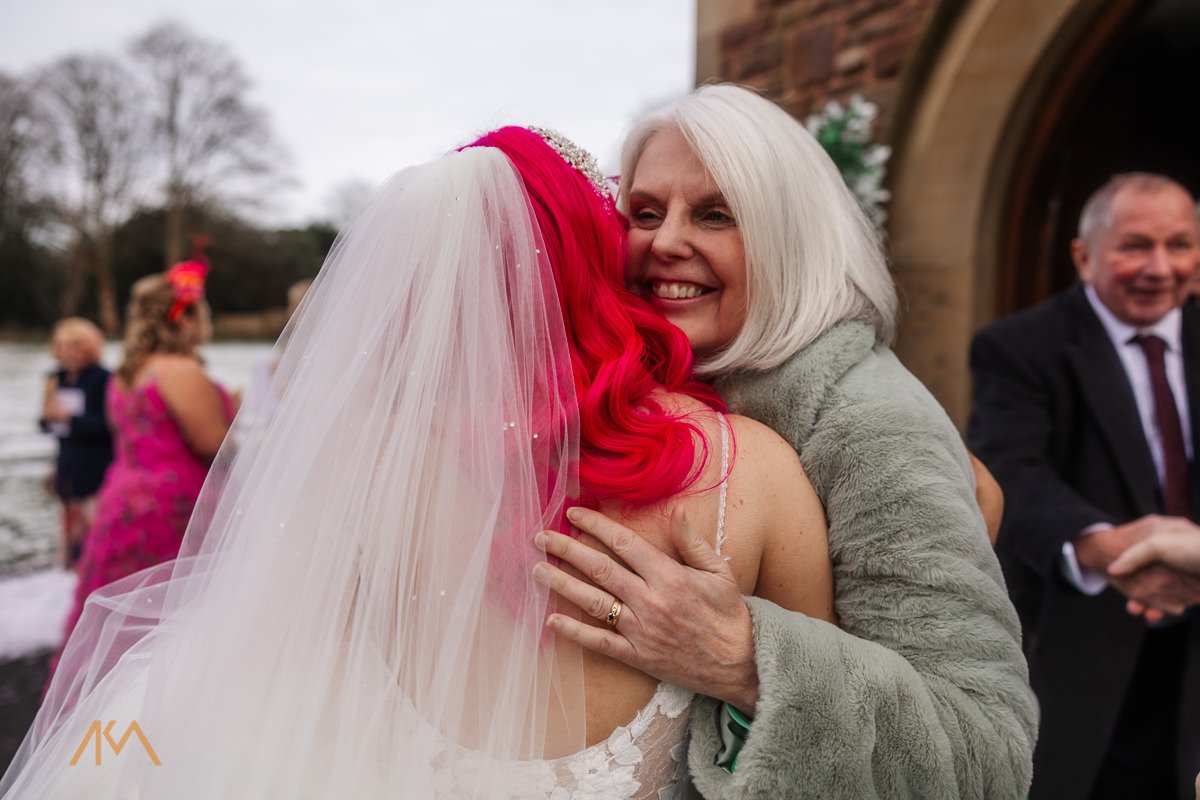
[715,415,730,556]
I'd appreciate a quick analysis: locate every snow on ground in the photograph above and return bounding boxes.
[0,568,75,659]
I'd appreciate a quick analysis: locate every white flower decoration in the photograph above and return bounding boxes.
[805,94,892,228]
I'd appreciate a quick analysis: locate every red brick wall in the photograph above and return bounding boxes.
[714,0,937,134]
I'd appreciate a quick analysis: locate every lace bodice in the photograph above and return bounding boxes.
[426,682,694,799]
[550,683,693,800]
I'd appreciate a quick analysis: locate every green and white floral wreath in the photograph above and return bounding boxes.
[806,94,891,229]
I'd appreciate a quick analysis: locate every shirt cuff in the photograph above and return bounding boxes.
[1060,523,1112,595]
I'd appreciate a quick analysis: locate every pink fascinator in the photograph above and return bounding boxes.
[166,238,210,323]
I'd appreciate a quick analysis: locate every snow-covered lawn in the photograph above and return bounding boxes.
[0,568,75,660]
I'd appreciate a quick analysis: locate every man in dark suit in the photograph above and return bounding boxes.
[969,173,1200,800]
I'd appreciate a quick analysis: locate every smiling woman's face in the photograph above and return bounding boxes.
[624,128,748,356]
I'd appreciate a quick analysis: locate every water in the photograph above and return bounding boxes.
[0,341,273,576]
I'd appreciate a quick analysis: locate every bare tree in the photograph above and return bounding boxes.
[0,73,60,232]
[0,73,61,323]
[130,21,288,265]
[0,74,34,236]
[38,55,148,334]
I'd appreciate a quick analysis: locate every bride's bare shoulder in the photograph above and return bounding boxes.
[645,391,805,484]
[726,414,806,478]
[724,415,834,621]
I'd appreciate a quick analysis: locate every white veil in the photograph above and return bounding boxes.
[0,146,587,798]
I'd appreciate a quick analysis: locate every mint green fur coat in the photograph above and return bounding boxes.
[686,321,1037,799]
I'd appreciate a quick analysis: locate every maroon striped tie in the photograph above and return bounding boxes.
[1134,334,1192,517]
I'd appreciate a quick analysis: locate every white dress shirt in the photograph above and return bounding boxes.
[1061,286,1192,594]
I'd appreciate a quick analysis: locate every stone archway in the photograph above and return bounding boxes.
[885,0,1141,425]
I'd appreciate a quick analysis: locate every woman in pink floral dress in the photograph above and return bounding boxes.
[55,256,234,668]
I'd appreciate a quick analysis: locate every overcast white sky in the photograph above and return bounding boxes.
[0,0,696,226]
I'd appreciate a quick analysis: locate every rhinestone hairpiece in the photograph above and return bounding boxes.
[529,126,611,200]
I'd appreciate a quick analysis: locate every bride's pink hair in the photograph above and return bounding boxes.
[467,127,724,506]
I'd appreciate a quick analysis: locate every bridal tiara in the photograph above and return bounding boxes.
[529,126,611,200]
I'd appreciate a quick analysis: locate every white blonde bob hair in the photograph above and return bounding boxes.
[619,84,897,377]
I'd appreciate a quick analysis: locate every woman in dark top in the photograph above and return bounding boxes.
[39,317,113,567]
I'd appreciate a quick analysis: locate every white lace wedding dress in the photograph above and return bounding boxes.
[414,681,693,800]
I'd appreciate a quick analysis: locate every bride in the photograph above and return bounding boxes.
[0,126,832,799]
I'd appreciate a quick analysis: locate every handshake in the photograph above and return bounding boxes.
[1074,515,1200,623]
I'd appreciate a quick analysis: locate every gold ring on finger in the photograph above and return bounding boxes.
[605,598,623,628]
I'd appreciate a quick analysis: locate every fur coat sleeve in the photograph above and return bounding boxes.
[686,320,1037,799]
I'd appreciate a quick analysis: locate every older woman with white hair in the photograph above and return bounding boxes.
[535,84,1036,798]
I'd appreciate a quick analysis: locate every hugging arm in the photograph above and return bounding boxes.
[537,416,834,716]
[683,395,1035,799]
[537,506,762,712]
[545,399,1036,798]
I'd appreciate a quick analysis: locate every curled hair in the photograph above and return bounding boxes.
[467,127,725,507]
[621,84,897,376]
[117,273,202,386]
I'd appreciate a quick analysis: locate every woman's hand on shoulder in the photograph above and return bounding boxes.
[533,505,761,713]
[155,357,230,461]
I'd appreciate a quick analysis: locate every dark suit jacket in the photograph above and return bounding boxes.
[968,284,1200,800]
[38,364,114,499]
